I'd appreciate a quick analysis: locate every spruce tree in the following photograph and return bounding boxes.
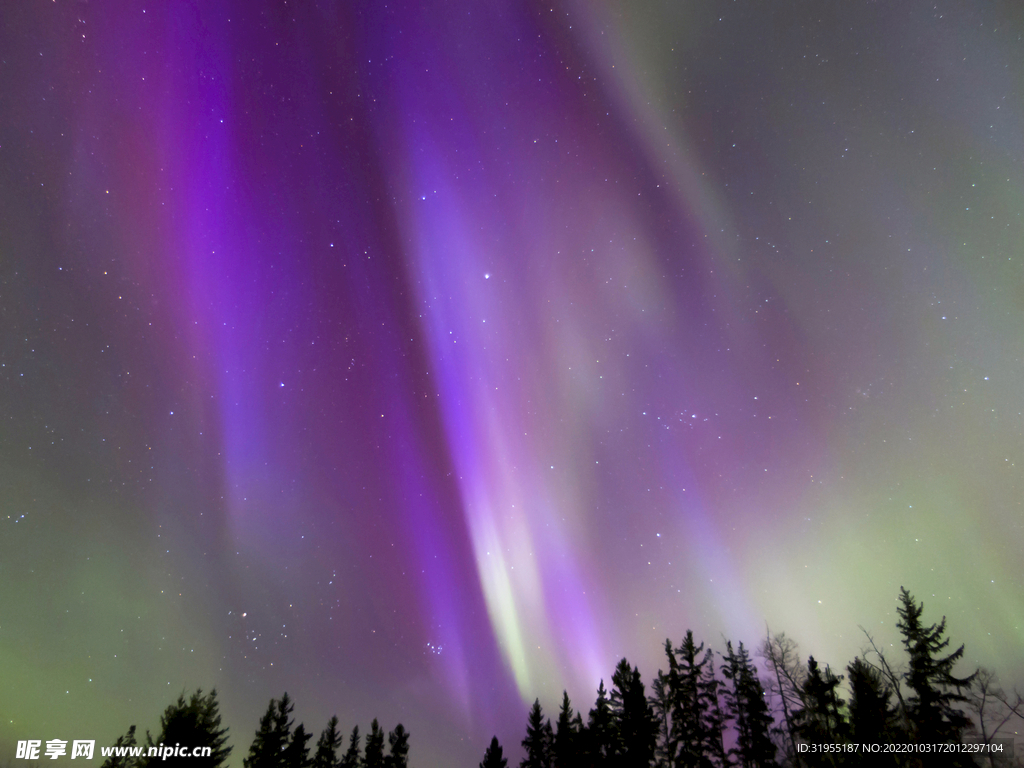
[651,644,679,767]
[142,689,232,768]
[384,724,409,768]
[677,633,726,768]
[364,720,385,768]
[846,658,900,768]
[896,587,976,766]
[721,642,776,768]
[339,726,361,768]
[245,695,295,768]
[610,659,658,768]
[521,699,553,768]
[586,681,616,768]
[283,724,312,768]
[480,736,509,768]
[652,632,727,768]
[553,691,581,768]
[793,657,847,766]
[896,587,976,738]
[312,717,342,768]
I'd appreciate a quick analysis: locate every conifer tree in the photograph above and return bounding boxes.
[339,726,361,768]
[521,699,553,768]
[312,717,342,768]
[896,587,976,766]
[697,648,728,768]
[610,659,658,768]
[283,724,312,768]
[364,720,386,768]
[846,658,900,768]
[721,642,776,768]
[143,689,232,768]
[245,695,296,768]
[793,657,847,766]
[384,724,409,768]
[651,643,679,767]
[653,632,728,768]
[586,681,616,768]
[677,633,726,768]
[553,691,581,768]
[896,589,975,736]
[480,736,509,768]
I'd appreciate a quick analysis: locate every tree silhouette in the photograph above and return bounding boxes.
[896,587,976,753]
[384,724,409,768]
[966,668,1024,768]
[521,699,553,768]
[364,719,385,768]
[721,642,776,768]
[670,632,727,768]
[283,724,312,768]
[480,736,509,768]
[759,631,804,767]
[846,657,900,768]
[245,694,295,768]
[651,643,679,767]
[311,717,342,768]
[553,691,582,768]
[339,726,361,768]
[586,681,616,768]
[793,657,847,766]
[610,658,658,768]
[142,689,232,768]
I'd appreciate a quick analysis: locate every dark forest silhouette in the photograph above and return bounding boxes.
[99,588,1021,768]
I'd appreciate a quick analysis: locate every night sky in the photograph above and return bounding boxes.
[1,1,1022,765]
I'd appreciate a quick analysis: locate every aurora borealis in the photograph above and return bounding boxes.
[1,1,1022,765]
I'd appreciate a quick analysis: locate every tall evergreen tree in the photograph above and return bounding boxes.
[846,658,900,768]
[586,681,616,768]
[142,689,232,768]
[312,717,342,768]
[652,632,728,768]
[339,726,361,768]
[283,724,312,768]
[610,658,658,768]
[553,692,582,768]
[245,695,295,768]
[364,720,385,768]
[480,736,509,768]
[793,657,847,767]
[384,725,409,768]
[896,588,976,742]
[521,699,553,768]
[676,633,726,768]
[696,647,727,768]
[721,642,776,768]
[896,587,976,767]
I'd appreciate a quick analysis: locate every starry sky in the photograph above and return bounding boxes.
[1,1,1022,765]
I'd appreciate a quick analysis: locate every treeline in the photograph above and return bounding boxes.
[97,587,1021,768]
[487,587,1021,768]
[100,692,408,768]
